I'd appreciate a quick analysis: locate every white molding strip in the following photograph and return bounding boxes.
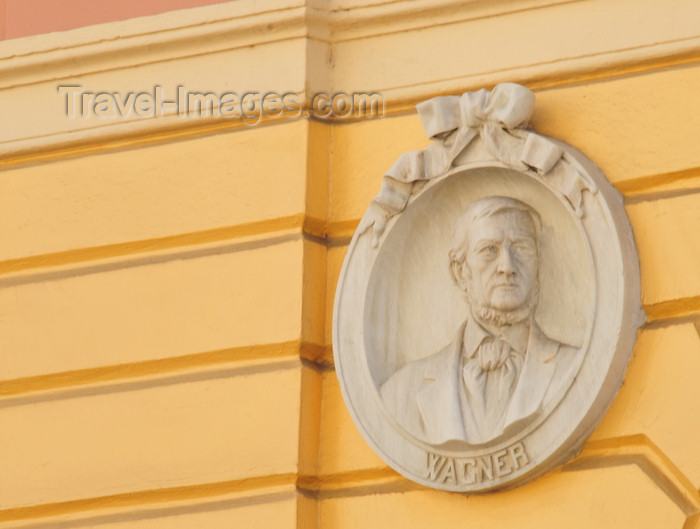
[0,0,579,90]
[0,0,698,160]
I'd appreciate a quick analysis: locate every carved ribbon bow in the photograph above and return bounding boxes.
[358,83,595,246]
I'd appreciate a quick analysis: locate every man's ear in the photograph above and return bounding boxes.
[450,259,471,290]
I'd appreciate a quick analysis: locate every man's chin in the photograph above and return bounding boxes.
[473,306,530,327]
[466,281,539,327]
[469,296,535,327]
[491,297,526,312]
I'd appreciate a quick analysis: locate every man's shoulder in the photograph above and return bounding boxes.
[531,323,580,361]
[532,326,583,397]
[553,341,581,373]
[380,341,456,400]
[531,328,583,403]
[557,342,579,357]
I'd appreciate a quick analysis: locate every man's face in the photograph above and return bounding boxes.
[464,210,538,313]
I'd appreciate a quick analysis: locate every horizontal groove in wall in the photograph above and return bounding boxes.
[0,219,332,290]
[8,311,692,401]
[0,491,298,529]
[0,215,349,287]
[303,436,700,513]
[506,39,700,92]
[0,439,695,523]
[2,162,697,281]
[326,219,359,246]
[298,467,414,500]
[0,473,297,525]
[616,167,700,196]
[0,231,305,291]
[0,111,302,169]
[12,313,691,403]
[1,54,700,168]
[2,219,697,325]
[0,214,309,277]
[0,340,328,401]
[375,38,700,115]
[645,296,700,323]
[624,186,700,206]
[564,434,700,515]
[303,435,700,510]
[684,512,700,529]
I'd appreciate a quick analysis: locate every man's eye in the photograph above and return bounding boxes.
[480,245,498,255]
[514,244,535,255]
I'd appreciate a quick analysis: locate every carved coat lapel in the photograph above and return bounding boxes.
[415,321,468,445]
[503,323,559,428]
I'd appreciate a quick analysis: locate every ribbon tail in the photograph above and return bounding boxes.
[359,153,418,245]
[520,132,563,174]
[356,201,392,247]
[544,161,594,218]
[516,130,597,217]
[385,150,425,183]
[363,125,480,246]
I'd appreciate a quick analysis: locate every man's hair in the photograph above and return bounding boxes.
[448,196,541,274]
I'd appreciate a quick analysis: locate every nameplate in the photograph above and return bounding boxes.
[425,443,529,485]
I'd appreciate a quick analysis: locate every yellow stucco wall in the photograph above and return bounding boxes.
[0,1,699,527]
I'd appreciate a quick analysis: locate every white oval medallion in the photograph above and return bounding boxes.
[333,84,643,492]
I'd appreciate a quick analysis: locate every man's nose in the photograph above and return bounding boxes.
[496,246,516,275]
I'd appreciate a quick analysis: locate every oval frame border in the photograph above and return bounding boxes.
[333,137,644,493]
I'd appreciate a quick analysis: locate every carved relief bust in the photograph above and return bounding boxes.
[333,83,643,492]
[381,196,582,448]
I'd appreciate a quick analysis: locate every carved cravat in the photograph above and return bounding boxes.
[461,336,525,444]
